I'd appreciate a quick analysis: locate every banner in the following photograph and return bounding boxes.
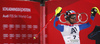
[0,1,40,44]
[45,0,100,44]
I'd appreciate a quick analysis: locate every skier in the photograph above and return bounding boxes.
[53,7,99,44]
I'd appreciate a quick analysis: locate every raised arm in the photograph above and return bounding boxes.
[79,7,99,30]
[53,7,64,32]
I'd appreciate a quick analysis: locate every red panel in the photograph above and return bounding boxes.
[48,0,79,1]
[0,1,40,44]
[0,0,29,1]
[45,0,100,44]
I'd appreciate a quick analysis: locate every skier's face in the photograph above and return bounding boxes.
[70,15,76,24]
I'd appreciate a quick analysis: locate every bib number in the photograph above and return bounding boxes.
[73,35,76,39]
